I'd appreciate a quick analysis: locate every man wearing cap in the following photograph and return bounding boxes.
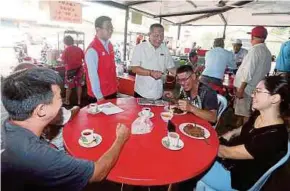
[200,38,236,88]
[234,26,272,124]
[232,39,248,69]
[130,23,176,100]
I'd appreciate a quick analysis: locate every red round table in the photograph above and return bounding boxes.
[63,98,219,186]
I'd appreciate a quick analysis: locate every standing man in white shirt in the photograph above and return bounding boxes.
[232,39,248,69]
[234,26,272,124]
[130,23,176,100]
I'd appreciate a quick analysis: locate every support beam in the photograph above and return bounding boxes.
[219,13,227,39]
[177,25,181,40]
[127,1,156,7]
[123,8,129,61]
[177,1,253,25]
[155,8,225,18]
[130,7,175,24]
[95,1,127,10]
[186,0,197,8]
[159,17,162,24]
[156,1,252,18]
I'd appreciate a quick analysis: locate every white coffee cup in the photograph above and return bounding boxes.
[89,103,99,113]
[81,129,95,144]
[141,107,151,117]
[167,132,180,147]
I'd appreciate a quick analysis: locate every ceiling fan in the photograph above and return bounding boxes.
[216,0,244,8]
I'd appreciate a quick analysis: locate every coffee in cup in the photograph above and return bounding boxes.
[81,129,95,144]
[167,132,180,147]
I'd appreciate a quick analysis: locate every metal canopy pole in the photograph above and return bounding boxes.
[123,8,129,61]
[159,17,162,24]
[177,25,181,40]
[219,13,227,39]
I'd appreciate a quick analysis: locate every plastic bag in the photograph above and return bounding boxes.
[131,115,153,134]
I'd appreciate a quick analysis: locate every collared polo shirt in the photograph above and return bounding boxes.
[202,47,236,80]
[234,43,271,95]
[275,40,290,72]
[130,42,175,99]
[233,48,248,65]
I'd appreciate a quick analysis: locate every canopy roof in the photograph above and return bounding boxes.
[100,0,290,26]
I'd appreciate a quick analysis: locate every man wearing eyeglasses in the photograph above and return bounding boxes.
[168,65,218,123]
[84,16,117,103]
[130,23,176,100]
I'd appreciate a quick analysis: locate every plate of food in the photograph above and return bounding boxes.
[179,123,210,139]
[169,106,187,115]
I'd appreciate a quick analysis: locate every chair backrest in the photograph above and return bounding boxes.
[214,94,228,129]
[248,141,290,191]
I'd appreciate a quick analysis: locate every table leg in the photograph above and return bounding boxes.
[167,184,172,191]
[121,183,124,191]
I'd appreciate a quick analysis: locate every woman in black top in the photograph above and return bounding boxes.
[199,75,289,191]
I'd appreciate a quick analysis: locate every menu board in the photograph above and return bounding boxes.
[50,1,82,23]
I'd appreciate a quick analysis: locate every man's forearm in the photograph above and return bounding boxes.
[190,106,217,123]
[239,82,247,91]
[90,139,125,182]
[131,66,151,76]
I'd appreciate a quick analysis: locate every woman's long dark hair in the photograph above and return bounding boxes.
[264,75,290,117]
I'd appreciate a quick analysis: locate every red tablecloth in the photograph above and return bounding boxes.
[63,98,219,186]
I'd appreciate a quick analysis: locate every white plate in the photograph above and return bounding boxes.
[87,108,102,115]
[138,111,154,118]
[161,137,184,151]
[179,123,210,139]
[78,133,102,148]
[169,106,187,115]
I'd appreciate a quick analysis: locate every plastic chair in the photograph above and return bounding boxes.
[214,94,228,129]
[196,142,290,191]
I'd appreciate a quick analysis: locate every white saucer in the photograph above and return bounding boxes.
[138,111,154,118]
[161,137,184,151]
[79,133,102,148]
[87,108,102,115]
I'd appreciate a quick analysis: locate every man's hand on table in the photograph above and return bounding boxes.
[116,123,130,144]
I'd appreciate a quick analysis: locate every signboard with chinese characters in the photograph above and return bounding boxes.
[49,1,82,23]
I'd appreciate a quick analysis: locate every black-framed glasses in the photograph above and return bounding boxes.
[101,27,114,32]
[176,74,192,84]
[252,89,271,96]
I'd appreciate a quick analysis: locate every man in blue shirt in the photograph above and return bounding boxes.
[1,68,130,191]
[275,40,290,74]
[200,38,236,87]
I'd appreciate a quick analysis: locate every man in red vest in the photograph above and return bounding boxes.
[84,16,117,103]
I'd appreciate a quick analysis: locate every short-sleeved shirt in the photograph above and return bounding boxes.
[234,43,272,95]
[202,47,236,80]
[130,42,175,99]
[179,82,218,111]
[61,45,84,71]
[1,120,94,191]
[222,114,288,190]
[233,48,248,65]
[275,40,290,72]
